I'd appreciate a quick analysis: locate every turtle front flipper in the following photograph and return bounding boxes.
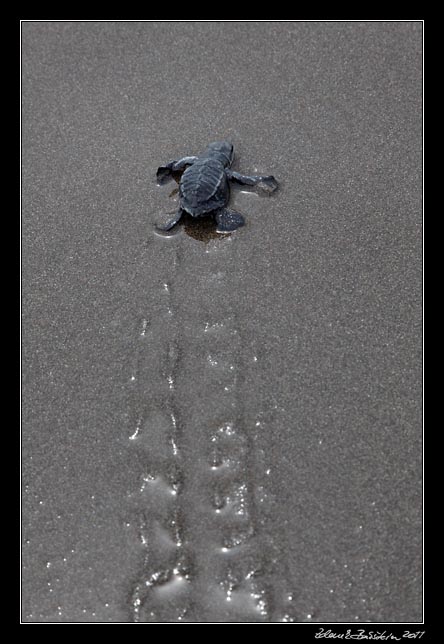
[226,169,278,193]
[156,156,198,185]
[215,208,245,233]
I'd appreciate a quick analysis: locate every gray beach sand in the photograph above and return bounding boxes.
[22,21,422,622]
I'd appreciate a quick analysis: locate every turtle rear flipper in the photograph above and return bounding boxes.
[215,208,245,233]
[155,209,183,232]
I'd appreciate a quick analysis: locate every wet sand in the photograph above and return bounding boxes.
[21,21,422,622]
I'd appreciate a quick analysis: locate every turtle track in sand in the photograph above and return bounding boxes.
[125,233,297,622]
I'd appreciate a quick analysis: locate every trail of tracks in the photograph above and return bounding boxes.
[126,234,295,622]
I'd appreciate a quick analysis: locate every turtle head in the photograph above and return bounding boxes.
[205,141,234,167]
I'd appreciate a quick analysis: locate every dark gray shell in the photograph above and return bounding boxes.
[179,158,229,216]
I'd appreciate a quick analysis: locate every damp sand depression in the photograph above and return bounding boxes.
[21,21,422,622]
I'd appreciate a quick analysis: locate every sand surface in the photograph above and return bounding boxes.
[22,21,422,622]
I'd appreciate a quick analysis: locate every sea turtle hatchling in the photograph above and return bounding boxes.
[155,141,278,233]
